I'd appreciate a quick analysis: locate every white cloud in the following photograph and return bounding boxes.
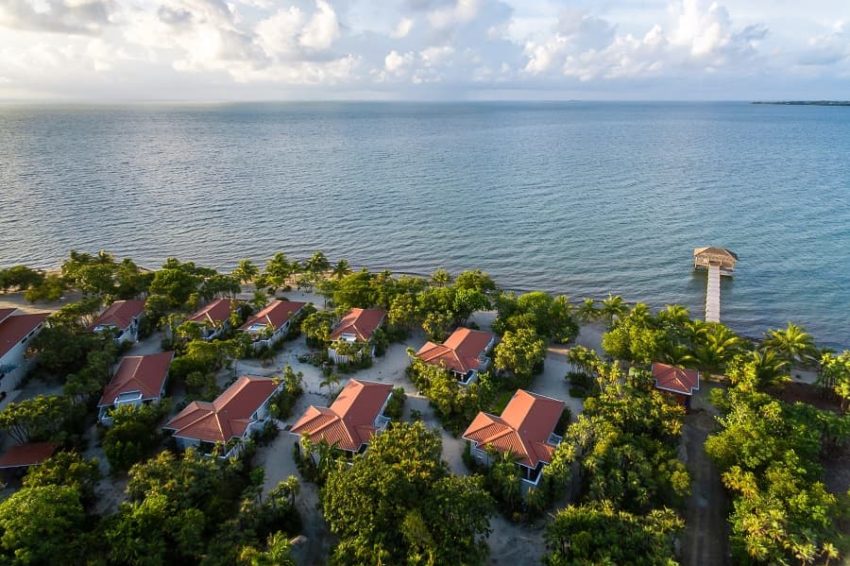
[391,17,413,38]
[0,0,848,100]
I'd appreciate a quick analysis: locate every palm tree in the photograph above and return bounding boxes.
[740,349,790,389]
[600,294,627,325]
[320,373,342,398]
[658,304,690,326]
[332,259,352,280]
[430,268,452,288]
[763,322,817,365]
[233,259,259,284]
[577,298,600,322]
[305,250,330,274]
[691,324,743,374]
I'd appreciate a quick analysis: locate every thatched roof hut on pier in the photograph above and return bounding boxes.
[693,247,737,275]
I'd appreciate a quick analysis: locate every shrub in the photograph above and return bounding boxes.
[384,388,407,420]
[102,402,169,473]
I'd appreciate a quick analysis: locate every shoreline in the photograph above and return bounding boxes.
[0,257,841,349]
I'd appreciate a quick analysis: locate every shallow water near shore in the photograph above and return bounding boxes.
[1,101,848,347]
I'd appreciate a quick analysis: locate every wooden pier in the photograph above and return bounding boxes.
[704,265,721,322]
[693,247,737,323]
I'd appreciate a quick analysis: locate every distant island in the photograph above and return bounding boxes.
[752,100,850,106]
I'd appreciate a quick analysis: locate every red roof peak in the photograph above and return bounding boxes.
[98,352,174,407]
[240,300,306,332]
[0,311,49,359]
[187,298,236,325]
[462,389,564,468]
[416,327,495,374]
[652,362,699,396]
[330,308,386,342]
[91,300,145,330]
[291,379,393,452]
[164,375,280,444]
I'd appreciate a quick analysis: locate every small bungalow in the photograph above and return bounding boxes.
[91,299,145,344]
[416,327,496,384]
[239,300,307,350]
[0,442,58,476]
[98,351,174,425]
[463,389,564,491]
[186,298,238,340]
[163,375,282,458]
[291,379,393,457]
[328,308,386,363]
[0,308,49,394]
[652,362,700,409]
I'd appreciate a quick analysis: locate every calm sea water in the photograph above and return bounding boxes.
[1,102,848,347]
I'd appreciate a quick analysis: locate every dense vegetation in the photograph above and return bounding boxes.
[321,422,494,565]
[4,249,850,564]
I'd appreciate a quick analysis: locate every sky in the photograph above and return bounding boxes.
[0,0,848,101]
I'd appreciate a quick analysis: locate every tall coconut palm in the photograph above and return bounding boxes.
[739,349,790,389]
[577,298,600,322]
[233,259,259,284]
[331,259,352,280]
[600,294,628,325]
[763,323,817,365]
[430,268,452,288]
[690,323,743,374]
[658,304,690,327]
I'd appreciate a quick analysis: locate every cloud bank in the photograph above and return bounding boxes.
[0,0,847,100]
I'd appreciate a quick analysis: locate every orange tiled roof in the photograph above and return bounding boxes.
[187,298,236,325]
[91,300,145,330]
[0,311,48,359]
[652,362,699,396]
[462,389,564,468]
[239,300,306,332]
[416,327,494,374]
[0,442,58,469]
[330,308,386,342]
[290,379,393,452]
[98,352,174,407]
[164,375,280,443]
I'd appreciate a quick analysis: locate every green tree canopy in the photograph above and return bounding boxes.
[321,421,494,565]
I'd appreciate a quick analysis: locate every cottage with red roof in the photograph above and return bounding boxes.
[91,299,145,343]
[416,327,496,384]
[463,389,565,489]
[328,308,386,364]
[0,442,58,472]
[0,308,49,394]
[98,352,174,424]
[652,362,700,409]
[186,298,238,340]
[163,375,282,457]
[239,300,306,350]
[290,379,393,457]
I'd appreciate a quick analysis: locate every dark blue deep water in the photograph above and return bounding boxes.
[1,102,848,346]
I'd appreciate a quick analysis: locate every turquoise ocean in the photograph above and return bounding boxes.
[1,102,848,347]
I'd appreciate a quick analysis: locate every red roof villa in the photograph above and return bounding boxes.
[0,308,49,393]
[239,300,306,349]
[652,362,700,408]
[416,327,496,384]
[291,379,394,455]
[328,308,386,363]
[187,298,237,340]
[98,352,174,424]
[0,442,58,471]
[91,299,145,344]
[164,375,282,457]
[463,389,565,489]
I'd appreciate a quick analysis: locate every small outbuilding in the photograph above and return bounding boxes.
[652,362,700,408]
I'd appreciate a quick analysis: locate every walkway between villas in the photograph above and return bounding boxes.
[680,385,730,566]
